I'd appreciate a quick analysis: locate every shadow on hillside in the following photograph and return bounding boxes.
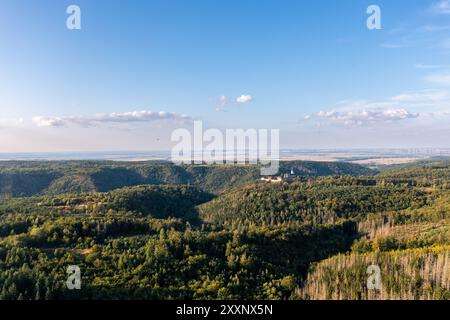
[242,220,359,278]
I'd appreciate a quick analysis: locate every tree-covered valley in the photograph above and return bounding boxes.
[0,160,375,197]
[0,160,448,300]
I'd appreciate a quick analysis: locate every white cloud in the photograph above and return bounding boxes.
[414,63,450,69]
[215,94,253,111]
[309,109,419,127]
[219,95,227,106]
[383,22,450,51]
[431,0,450,14]
[236,94,253,104]
[425,73,450,86]
[303,87,450,128]
[32,117,65,127]
[381,43,403,49]
[332,99,397,111]
[32,111,193,128]
[215,95,228,112]
[391,89,450,103]
[304,90,446,127]
[421,25,450,32]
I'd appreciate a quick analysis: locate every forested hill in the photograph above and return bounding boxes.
[198,177,433,229]
[0,160,376,198]
[0,162,448,300]
[378,160,450,184]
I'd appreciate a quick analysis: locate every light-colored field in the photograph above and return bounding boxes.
[280,155,345,162]
[349,157,422,165]
[119,154,426,166]
[280,153,426,165]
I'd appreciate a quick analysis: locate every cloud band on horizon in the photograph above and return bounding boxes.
[305,108,419,127]
[32,111,193,128]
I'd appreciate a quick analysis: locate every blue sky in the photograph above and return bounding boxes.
[1,0,450,151]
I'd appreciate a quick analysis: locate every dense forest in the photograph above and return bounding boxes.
[0,160,448,300]
[0,160,375,198]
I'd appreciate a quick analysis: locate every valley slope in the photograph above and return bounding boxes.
[0,160,448,300]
